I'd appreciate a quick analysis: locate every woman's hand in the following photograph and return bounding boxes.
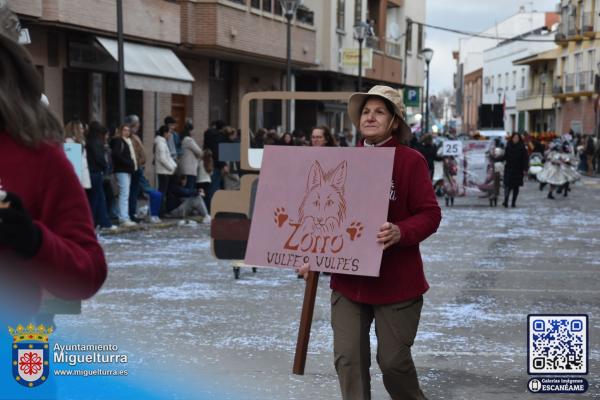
[296,263,310,281]
[377,222,401,250]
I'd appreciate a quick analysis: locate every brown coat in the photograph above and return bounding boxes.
[130,133,146,167]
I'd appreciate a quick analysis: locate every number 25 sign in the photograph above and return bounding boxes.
[442,140,462,156]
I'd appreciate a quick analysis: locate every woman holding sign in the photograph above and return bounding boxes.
[300,86,441,399]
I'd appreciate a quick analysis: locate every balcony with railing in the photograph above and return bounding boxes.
[567,15,577,36]
[180,0,316,67]
[565,73,575,93]
[366,36,381,51]
[577,70,594,92]
[516,86,553,100]
[385,39,402,58]
[582,11,594,33]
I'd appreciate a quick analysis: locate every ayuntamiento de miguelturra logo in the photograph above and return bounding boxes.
[9,324,52,388]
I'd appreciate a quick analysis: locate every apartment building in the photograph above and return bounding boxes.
[454,9,556,134]
[300,0,426,132]
[554,0,600,135]
[482,15,558,133]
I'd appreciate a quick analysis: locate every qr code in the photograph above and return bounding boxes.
[528,315,588,374]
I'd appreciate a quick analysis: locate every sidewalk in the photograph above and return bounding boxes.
[99,215,209,236]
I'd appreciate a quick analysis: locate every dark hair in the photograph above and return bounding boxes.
[509,132,522,144]
[312,126,336,147]
[87,121,108,143]
[164,116,176,125]
[181,120,194,139]
[211,120,226,130]
[360,96,410,145]
[0,35,64,146]
[156,125,169,137]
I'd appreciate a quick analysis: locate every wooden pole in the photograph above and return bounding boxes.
[292,271,320,375]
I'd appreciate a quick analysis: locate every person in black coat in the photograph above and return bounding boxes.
[86,122,114,229]
[498,133,529,208]
[418,134,439,180]
[109,125,137,225]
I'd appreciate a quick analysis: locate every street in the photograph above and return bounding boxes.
[57,177,600,400]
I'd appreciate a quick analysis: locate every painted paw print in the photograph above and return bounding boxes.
[273,207,288,227]
[346,221,364,241]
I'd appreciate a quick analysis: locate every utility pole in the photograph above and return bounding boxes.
[117,0,125,124]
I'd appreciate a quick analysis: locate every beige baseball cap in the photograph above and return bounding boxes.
[347,85,411,140]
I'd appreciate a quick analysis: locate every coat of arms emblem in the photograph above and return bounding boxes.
[8,323,53,388]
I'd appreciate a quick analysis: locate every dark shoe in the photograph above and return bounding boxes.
[539,183,546,191]
[511,203,516,208]
[445,198,449,206]
[450,197,454,206]
[547,192,555,199]
[502,201,508,208]
[556,187,562,194]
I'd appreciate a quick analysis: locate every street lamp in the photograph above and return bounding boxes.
[540,72,547,133]
[421,47,434,134]
[280,0,301,133]
[353,21,370,92]
[596,62,600,139]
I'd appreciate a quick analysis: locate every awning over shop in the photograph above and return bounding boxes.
[96,37,194,95]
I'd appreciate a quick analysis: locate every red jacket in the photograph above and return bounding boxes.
[330,137,442,304]
[0,133,107,310]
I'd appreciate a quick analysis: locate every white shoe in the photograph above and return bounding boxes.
[149,216,162,224]
[202,215,211,225]
[120,220,137,228]
[99,225,118,232]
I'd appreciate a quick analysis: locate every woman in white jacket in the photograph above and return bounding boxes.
[154,125,177,215]
[180,121,203,190]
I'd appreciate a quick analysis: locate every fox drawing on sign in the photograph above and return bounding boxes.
[274,160,363,254]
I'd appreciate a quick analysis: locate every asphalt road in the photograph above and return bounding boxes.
[56,176,600,399]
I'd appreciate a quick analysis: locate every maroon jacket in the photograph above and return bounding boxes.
[0,133,107,310]
[330,136,442,304]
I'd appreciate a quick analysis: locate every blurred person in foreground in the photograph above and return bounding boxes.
[299,86,441,399]
[0,5,107,397]
[0,0,107,317]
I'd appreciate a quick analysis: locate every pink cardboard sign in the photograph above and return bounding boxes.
[245,146,395,277]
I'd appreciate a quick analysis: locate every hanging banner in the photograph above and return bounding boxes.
[453,140,494,197]
[341,48,373,69]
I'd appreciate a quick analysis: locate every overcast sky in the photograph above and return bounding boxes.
[425,0,559,94]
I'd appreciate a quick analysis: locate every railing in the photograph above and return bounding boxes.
[565,73,575,93]
[578,70,594,91]
[366,36,380,50]
[227,0,246,5]
[582,11,594,33]
[296,5,314,25]
[552,85,563,95]
[385,39,401,57]
[567,15,577,36]
[516,86,553,100]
